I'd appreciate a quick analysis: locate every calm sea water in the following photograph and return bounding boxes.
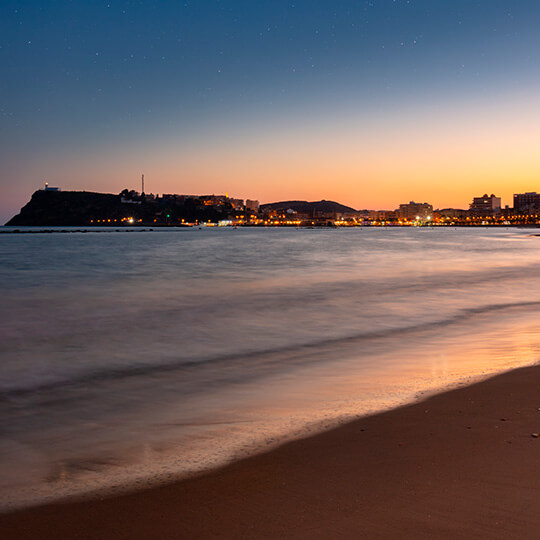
[1,226,540,509]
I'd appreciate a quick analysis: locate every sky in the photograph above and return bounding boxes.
[2,0,540,222]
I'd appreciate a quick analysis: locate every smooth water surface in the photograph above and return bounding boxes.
[1,227,540,508]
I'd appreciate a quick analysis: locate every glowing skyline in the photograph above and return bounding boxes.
[2,1,540,223]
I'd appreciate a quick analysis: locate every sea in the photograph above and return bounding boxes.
[1,226,540,510]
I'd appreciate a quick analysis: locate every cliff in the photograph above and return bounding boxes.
[6,190,233,226]
[6,190,123,226]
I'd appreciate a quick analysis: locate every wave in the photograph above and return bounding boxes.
[2,300,540,401]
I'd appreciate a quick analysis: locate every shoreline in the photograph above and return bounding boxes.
[2,225,540,231]
[3,363,540,538]
[0,361,527,516]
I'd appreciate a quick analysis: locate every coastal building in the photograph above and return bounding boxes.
[396,201,433,221]
[43,182,60,192]
[435,208,468,219]
[196,195,244,209]
[245,199,260,213]
[120,189,142,204]
[228,198,245,210]
[469,194,501,216]
[369,210,397,221]
[514,192,540,213]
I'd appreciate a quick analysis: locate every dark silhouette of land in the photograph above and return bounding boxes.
[6,189,540,227]
[6,190,235,226]
[5,190,359,227]
[260,199,357,215]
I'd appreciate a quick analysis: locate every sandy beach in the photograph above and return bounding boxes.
[4,0,540,537]
[2,363,540,539]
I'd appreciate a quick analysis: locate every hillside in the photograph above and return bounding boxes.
[260,200,357,215]
[6,190,123,226]
[5,190,233,226]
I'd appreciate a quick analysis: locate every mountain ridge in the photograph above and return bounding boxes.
[260,200,357,214]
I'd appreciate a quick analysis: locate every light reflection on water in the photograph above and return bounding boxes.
[1,227,540,508]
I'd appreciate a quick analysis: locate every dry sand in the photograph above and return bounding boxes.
[3,364,540,539]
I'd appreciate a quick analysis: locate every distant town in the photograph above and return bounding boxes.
[6,182,540,227]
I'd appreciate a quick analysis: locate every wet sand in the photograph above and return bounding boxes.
[3,363,540,539]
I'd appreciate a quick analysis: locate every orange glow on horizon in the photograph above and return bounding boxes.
[29,89,540,212]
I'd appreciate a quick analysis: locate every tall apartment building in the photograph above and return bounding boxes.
[396,201,433,220]
[514,192,540,213]
[469,194,501,216]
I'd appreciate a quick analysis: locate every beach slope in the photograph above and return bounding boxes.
[3,364,540,539]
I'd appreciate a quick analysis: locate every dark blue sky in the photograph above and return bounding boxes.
[2,1,540,221]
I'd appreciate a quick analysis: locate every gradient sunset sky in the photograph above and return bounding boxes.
[2,0,540,223]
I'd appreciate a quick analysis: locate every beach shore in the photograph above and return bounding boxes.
[3,363,540,539]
